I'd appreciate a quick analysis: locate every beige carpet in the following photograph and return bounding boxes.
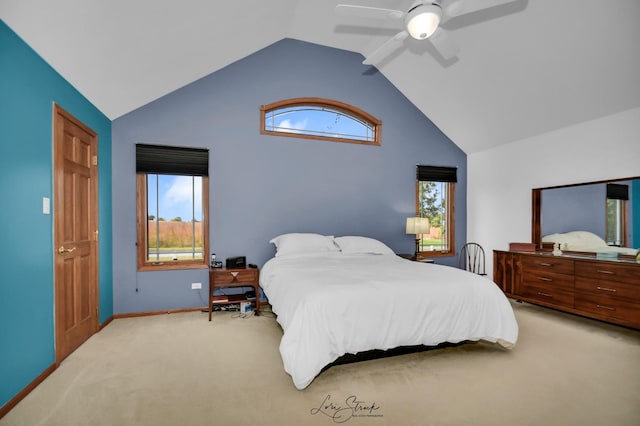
[2,301,639,426]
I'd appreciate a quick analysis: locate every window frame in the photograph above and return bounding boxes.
[136,173,209,272]
[260,97,382,146]
[606,198,627,246]
[415,173,456,258]
[605,183,629,247]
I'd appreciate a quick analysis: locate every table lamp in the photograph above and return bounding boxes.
[406,217,430,258]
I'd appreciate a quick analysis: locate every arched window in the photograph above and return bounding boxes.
[260,98,381,146]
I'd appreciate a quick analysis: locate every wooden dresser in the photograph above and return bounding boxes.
[494,250,640,329]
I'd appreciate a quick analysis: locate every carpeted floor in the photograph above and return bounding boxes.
[2,301,639,426]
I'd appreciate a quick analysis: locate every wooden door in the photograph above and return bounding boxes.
[53,104,99,364]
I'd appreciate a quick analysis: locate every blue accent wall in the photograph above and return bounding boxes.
[112,39,466,314]
[541,184,605,238]
[0,20,112,410]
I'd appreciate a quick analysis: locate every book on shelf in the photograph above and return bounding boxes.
[212,295,228,303]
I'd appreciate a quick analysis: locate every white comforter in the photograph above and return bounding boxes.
[260,253,519,390]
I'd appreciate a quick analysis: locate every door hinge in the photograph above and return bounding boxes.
[92,155,98,166]
[94,230,99,241]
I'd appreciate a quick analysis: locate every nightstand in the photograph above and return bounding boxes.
[397,253,435,263]
[208,266,260,321]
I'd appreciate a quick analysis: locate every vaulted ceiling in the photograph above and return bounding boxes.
[2,0,639,154]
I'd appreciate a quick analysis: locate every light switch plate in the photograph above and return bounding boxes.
[43,197,50,214]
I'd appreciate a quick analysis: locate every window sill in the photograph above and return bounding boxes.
[138,262,209,272]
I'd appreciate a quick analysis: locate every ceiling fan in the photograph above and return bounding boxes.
[336,0,522,65]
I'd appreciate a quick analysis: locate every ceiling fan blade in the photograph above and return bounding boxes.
[428,28,460,60]
[335,4,405,21]
[363,30,409,65]
[442,0,520,18]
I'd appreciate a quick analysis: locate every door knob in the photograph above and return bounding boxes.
[58,246,77,254]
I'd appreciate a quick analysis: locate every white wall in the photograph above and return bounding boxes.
[468,107,640,279]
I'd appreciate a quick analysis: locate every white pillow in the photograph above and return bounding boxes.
[334,236,395,255]
[270,233,339,257]
[543,231,607,251]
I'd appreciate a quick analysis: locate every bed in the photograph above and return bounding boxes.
[542,231,638,256]
[260,233,519,390]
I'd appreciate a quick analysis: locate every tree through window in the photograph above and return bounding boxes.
[416,165,457,257]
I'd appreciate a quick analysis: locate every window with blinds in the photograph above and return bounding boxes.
[136,144,210,271]
[606,183,628,246]
[415,165,457,257]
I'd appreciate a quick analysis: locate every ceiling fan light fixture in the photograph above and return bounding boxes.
[405,4,442,40]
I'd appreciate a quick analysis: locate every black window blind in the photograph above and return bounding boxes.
[136,144,209,176]
[416,165,457,182]
[606,183,628,200]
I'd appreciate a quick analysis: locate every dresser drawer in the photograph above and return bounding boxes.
[575,261,640,286]
[211,268,258,285]
[520,283,574,306]
[522,255,574,275]
[522,269,574,291]
[574,292,640,325]
[575,277,640,301]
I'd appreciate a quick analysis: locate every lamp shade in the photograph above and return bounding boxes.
[406,217,430,235]
[405,4,442,40]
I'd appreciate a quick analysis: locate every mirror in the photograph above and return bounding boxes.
[532,177,639,253]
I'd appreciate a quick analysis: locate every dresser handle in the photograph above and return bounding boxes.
[537,291,552,297]
[597,270,614,275]
[596,304,615,311]
[537,277,552,282]
[538,262,552,267]
[230,272,239,277]
[596,286,617,292]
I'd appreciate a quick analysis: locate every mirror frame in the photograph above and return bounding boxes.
[531,176,639,250]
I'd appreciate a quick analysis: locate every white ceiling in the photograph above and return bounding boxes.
[2,0,639,154]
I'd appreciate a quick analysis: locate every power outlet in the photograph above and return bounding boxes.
[191,282,202,290]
